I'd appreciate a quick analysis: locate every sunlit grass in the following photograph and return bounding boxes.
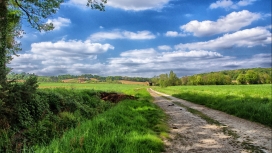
[33,88,168,153]
[152,84,272,127]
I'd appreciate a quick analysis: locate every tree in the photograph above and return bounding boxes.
[168,70,180,86]
[0,0,107,92]
[159,73,169,87]
[245,70,259,84]
[236,74,246,84]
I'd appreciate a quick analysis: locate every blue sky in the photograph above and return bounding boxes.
[9,0,271,77]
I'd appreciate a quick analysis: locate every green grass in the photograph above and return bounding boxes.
[33,88,168,153]
[152,84,272,127]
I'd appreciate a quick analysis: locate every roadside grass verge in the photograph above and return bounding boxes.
[172,101,265,153]
[0,88,114,152]
[152,85,272,127]
[33,88,168,153]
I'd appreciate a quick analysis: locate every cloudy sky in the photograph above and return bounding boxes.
[9,0,271,77]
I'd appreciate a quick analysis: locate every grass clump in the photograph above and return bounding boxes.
[34,88,168,153]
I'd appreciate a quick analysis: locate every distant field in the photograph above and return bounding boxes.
[38,82,147,95]
[119,80,148,85]
[152,84,272,127]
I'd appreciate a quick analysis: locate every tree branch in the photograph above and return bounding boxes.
[14,0,41,31]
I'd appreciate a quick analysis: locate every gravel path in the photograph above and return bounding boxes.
[148,88,272,153]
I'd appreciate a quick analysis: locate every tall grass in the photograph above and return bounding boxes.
[33,88,168,153]
[152,84,272,127]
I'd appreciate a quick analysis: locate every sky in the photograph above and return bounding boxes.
[8,0,271,77]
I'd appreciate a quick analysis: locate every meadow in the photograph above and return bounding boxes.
[39,82,146,94]
[27,83,167,152]
[151,84,272,127]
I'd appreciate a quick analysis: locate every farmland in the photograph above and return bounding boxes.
[1,81,271,152]
[151,84,272,127]
[0,83,168,152]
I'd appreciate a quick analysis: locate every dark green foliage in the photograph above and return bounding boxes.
[152,70,181,87]
[0,77,114,152]
[180,68,271,85]
[34,89,167,153]
[237,74,247,84]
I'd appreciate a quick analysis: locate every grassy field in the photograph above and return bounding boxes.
[39,82,145,93]
[28,83,168,152]
[152,84,272,127]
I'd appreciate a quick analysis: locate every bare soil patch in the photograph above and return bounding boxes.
[148,88,272,153]
[99,92,136,103]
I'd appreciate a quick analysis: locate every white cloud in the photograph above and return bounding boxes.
[210,0,233,9]
[107,0,171,11]
[175,27,271,50]
[165,31,187,37]
[31,40,114,56]
[106,49,270,77]
[180,10,261,37]
[158,45,172,51]
[209,0,257,10]
[46,17,71,30]
[9,39,114,75]
[90,30,156,40]
[9,47,271,77]
[120,48,157,57]
[66,0,171,11]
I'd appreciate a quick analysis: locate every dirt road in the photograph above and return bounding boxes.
[148,88,272,153]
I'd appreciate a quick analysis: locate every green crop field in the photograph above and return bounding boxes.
[151,84,272,127]
[39,82,146,94]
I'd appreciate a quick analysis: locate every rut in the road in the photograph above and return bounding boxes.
[148,88,271,153]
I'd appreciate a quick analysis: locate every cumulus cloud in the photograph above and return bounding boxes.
[46,17,71,30]
[107,0,171,11]
[66,0,171,11]
[209,0,256,10]
[90,30,156,40]
[9,39,114,75]
[158,45,172,51]
[31,40,114,56]
[175,27,271,50]
[9,46,271,77]
[165,31,187,37]
[180,10,261,37]
[120,48,157,57]
[106,49,270,77]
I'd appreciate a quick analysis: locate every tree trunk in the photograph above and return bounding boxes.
[0,0,8,87]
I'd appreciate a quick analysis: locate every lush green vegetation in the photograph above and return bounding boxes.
[179,68,271,85]
[152,84,272,127]
[33,88,168,153]
[0,86,113,152]
[38,82,147,95]
[151,68,271,86]
[7,72,151,83]
[0,80,167,152]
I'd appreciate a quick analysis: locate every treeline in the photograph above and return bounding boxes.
[152,68,271,87]
[7,72,151,83]
[151,70,181,87]
[181,68,271,85]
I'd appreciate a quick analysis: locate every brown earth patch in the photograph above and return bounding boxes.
[99,92,136,103]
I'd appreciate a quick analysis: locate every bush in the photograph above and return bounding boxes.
[0,81,113,152]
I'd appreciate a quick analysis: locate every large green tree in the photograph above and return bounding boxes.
[0,0,106,87]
